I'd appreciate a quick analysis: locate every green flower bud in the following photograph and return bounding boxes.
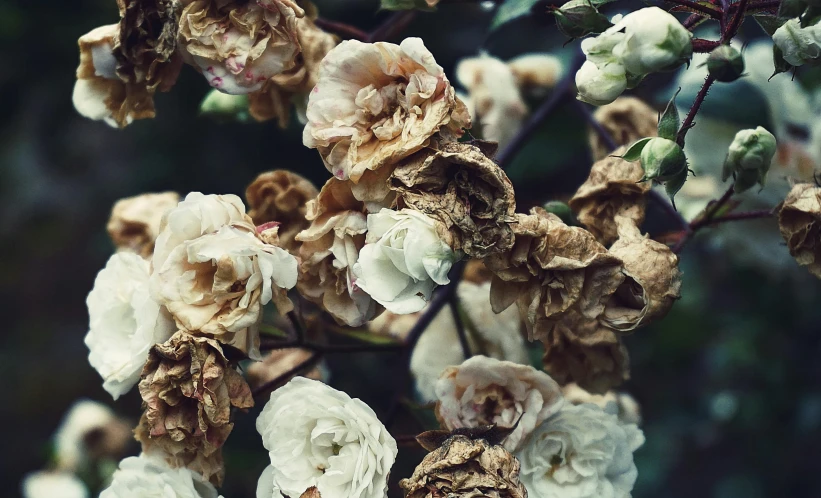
[542,201,577,226]
[707,45,745,82]
[199,89,250,122]
[553,0,613,38]
[640,137,687,182]
[721,126,777,193]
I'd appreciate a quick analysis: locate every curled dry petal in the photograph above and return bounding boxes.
[246,170,318,255]
[601,216,681,331]
[107,192,180,257]
[399,435,527,498]
[136,331,254,485]
[390,141,516,259]
[485,207,624,342]
[562,382,642,425]
[588,97,658,161]
[303,37,470,182]
[540,313,630,394]
[569,148,650,246]
[295,178,382,326]
[779,183,821,279]
[114,0,181,90]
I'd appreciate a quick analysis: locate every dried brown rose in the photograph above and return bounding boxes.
[107,192,180,257]
[540,313,630,394]
[399,435,527,498]
[484,207,624,342]
[390,141,516,259]
[295,178,383,326]
[246,347,322,397]
[600,216,681,332]
[588,97,658,161]
[246,170,318,255]
[779,183,821,278]
[136,331,254,485]
[568,148,650,246]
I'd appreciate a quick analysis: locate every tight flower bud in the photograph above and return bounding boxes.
[611,7,693,75]
[772,18,821,67]
[553,0,613,38]
[721,126,777,193]
[707,44,745,82]
[640,138,687,182]
[576,60,627,105]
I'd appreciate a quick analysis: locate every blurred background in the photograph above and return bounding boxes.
[3,0,821,496]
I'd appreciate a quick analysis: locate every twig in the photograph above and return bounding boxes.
[252,352,323,397]
[314,18,368,41]
[449,296,472,360]
[663,0,723,18]
[694,208,775,227]
[672,185,735,253]
[683,13,706,30]
[676,74,716,147]
[259,338,405,354]
[722,0,751,42]
[368,11,417,42]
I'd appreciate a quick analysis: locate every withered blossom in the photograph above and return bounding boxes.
[107,192,180,257]
[137,332,254,485]
[400,435,527,498]
[113,0,181,91]
[601,216,681,331]
[779,183,821,278]
[588,97,658,161]
[484,207,624,342]
[390,141,516,259]
[569,148,650,246]
[246,170,318,255]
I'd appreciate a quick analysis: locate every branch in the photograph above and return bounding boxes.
[252,352,323,397]
[722,0,751,42]
[676,74,716,147]
[672,185,735,253]
[314,18,368,41]
[662,0,723,18]
[694,208,775,227]
[449,296,472,360]
[259,338,405,354]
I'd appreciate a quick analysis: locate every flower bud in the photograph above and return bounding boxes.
[772,18,821,67]
[721,126,777,193]
[553,0,613,38]
[611,7,693,75]
[707,45,745,82]
[542,200,576,225]
[640,138,687,182]
[199,89,250,122]
[575,60,627,106]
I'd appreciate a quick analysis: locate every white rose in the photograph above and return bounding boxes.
[22,471,88,498]
[773,18,821,67]
[353,209,457,314]
[85,252,175,400]
[435,356,565,452]
[256,377,398,498]
[54,399,129,472]
[517,403,645,498]
[99,453,220,498]
[575,60,627,106]
[610,7,692,75]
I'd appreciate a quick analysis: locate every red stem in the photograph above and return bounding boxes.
[663,0,723,18]
[676,75,716,147]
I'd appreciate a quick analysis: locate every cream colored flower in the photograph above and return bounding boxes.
[99,453,220,498]
[435,356,564,452]
[54,400,131,472]
[22,472,88,498]
[86,252,176,400]
[179,0,303,94]
[256,377,397,498]
[517,403,644,498]
[303,37,470,182]
[562,383,641,426]
[107,192,180,258]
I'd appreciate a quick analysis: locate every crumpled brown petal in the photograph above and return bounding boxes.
[107,192,180,258]
[246,170,318,255]
[295,178,383,326]
[541,313,630,394]
[779,183,821,278]
[484,207,624,342]
[390,141,516,259]
[136,331,254,485]
[600,216,681,332]
[114,0,181,90]
[569,147,650,246]
[399,435,527,498]
[588,97,658,161]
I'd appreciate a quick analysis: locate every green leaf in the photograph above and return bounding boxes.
[380,0,435,11]
[490,0,541,31]
[772,44,794,78]
[258,323,288,338]
[619,137,653,161]
[753,14,786,36]
[657,88,681,141]
[664,168,690,209]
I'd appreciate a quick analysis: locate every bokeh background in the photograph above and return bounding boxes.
[4,0,821,496]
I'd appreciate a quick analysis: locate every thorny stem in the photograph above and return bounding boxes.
[663,0,723,18]
[676,75,716,147]
[252,352,323,397]
[313,18,368,41]
[672,185,736,253]
[722,0,751,42]
[693,208,775,226]
[449,296,473,360]
[683,13,706,30]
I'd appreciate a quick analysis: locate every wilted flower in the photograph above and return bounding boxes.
[246,348,324,397]
[107,192,180,257]
[246,170,319,255]
[353,208,458,314]
[779,183,821,278]
[516,403,644,498]
[600,217,681,331]
[99,453,220,498]
[588,97,658,161]
[390,141,516,258]
[137,331,254,485]
[303,37,470,182]
[541,313,630,393]
[256,377,397,498]
[54,400,131,472]
[610,7,692,76]
[179,0,303,94]
[86,252,176,400]
[435,355,564,452]
[22,471,89,498]
[722,126,778,193]
[296,178,382,326]
[400,435,527,498]
[569,148,651,245]
[772,18,821,67]
[507,53,564,97]
[562,383,642,426]
[485,207,624,341]
[706,44,745,82]
[575,60,627,106]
